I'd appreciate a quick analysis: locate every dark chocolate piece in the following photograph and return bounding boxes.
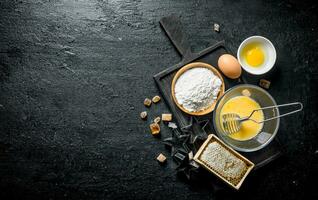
[259,79,271,89]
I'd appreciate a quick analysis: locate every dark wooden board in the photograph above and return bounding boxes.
[154,15,282,170]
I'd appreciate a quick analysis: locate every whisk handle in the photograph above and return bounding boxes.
[256,102,303,123]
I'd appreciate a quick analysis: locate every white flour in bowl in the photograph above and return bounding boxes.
[174,67,222,112]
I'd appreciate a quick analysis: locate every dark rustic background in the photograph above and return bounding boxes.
[0,0,317,199]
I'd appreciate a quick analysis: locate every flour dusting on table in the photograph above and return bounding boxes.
[174,67,222,112]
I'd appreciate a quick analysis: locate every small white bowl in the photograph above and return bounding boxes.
[237,36,276,75]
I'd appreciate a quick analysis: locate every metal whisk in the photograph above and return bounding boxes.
[222,102,303,135]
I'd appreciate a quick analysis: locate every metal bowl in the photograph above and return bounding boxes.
[213,84,280,152]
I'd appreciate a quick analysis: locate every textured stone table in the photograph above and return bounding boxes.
[0,0,317,199]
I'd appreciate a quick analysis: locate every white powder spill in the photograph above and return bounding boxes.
[174,67,222,112]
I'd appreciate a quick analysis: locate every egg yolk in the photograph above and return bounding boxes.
[242,43,265,67]
[220,96,264,141]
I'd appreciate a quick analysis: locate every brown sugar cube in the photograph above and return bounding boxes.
[241,89,251,97]
[154,116,161,124]
[156,153,166,163]
[214,23,220,32]
[259,79,271,89]
[152,95,161,103]
[162,113,172,122]
[140,111,147,120]
[144,98,152,107]
[150,123,160,135]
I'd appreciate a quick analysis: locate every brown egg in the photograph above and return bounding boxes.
[218,54,242,79]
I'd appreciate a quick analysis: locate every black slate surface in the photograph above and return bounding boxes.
[0,0,317,199]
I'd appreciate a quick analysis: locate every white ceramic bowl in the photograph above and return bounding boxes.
[237,36,276,75]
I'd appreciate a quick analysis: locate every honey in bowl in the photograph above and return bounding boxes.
[242,42,265,67]
[220,96,264,141]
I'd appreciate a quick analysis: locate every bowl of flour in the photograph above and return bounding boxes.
[171,62,225,116]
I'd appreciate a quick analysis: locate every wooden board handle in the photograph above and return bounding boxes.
[160,15,191,57]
